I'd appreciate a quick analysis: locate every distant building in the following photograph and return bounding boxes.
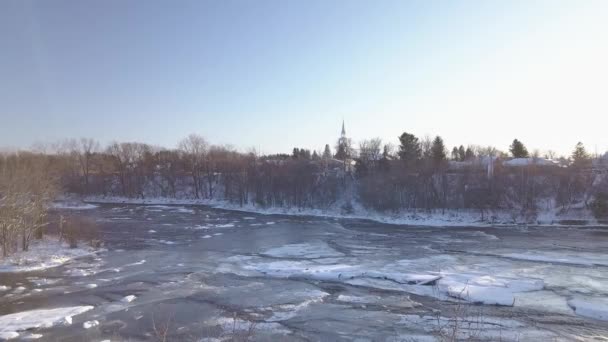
[592,152,608,172]
[448,156,498,179]
[503,157,558,168]
[334,120,355,173]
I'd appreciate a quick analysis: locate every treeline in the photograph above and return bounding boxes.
[354,135,605,220]
[3,133,608,224]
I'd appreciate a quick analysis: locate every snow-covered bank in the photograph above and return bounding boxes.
[0,236,101,273]
[51,202,99,210]
[80,195,601,228]
[0,306,93,340]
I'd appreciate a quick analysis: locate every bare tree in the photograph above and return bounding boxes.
[76,138,99,194]
[178,134,209,199]
[0,152,57,256]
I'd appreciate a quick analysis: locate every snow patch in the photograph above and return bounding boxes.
[121,295,137,303]
[13,286,26,294]
[83,320,99,329]
[52,202,98,210]
[0,332,20,340]
[502,251,608,266]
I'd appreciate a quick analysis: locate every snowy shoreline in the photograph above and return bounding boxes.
[78,195,603,228]
[0,236,101,273]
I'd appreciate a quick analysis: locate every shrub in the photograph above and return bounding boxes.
[60,215,99,249]
[590,192,608,219]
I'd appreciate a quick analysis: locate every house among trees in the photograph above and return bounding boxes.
[503,157,558,168]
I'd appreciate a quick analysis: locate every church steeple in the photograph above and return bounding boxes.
[341,120,346,137]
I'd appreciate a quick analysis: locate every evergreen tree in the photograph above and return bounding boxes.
[451,147,459,161]
[292,147,300,159]
[312,150,320,160]
[465,146,475,161]
[335,138,352,161]
[572,142,590,167]
[431,136,447,164]
[458,145,466,161]
[379,144,392,172]
[322,144,332,159]
[398,132,421,166]
[509,139,529,158]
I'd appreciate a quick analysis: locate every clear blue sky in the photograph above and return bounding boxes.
[1,0,607,155]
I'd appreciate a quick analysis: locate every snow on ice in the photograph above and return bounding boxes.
[0,306,93,339]
[83,320,100,329]
[568,297,608,321]
[231,250,547,307]
[121,295,137,303]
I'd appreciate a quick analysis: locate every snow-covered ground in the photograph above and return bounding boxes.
[0,237,101,273]
[80,195,599,227]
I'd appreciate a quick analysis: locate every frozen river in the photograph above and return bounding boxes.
[1,204,607,341]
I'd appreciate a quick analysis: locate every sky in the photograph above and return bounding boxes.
[1,0,607,156]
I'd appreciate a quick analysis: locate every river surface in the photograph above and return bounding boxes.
[1,203,608,341]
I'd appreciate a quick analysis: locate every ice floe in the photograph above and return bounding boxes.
[231,253,547,307]
[0,306,93,339]
[568,296,608,321]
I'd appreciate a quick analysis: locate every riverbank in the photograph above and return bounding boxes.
[78,195,601,228]
[0,236,101,273]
